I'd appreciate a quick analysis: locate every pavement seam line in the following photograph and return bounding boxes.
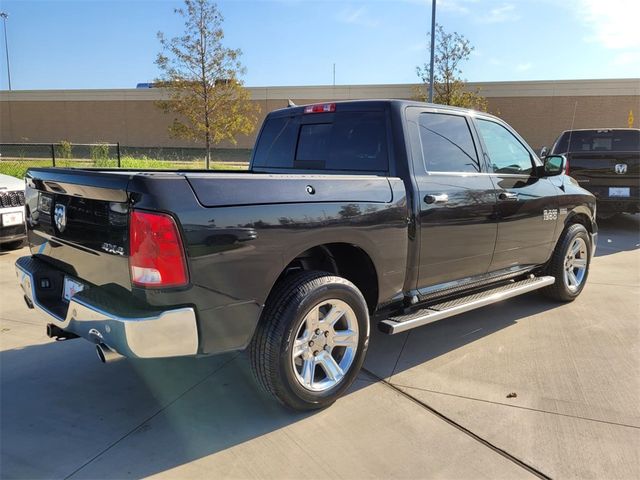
[63,353,240,480]
[394,383,640,430]
[361,368,552,480]
[0,316,44,326]
[389,329,411,382]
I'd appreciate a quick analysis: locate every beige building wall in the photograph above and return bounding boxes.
[1,79,638,152]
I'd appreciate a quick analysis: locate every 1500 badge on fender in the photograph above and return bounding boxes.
[543,209,558,221]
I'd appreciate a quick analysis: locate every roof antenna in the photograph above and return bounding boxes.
[287,99,297,107]
[566,101,578,151]
[559,101,578,183]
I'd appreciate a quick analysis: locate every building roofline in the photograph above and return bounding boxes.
[1,78,638,101]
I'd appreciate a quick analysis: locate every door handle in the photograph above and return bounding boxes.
[498,191,519,201]
[424,193,448,204]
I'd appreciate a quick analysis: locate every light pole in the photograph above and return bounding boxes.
[1,12,11,91]
[428,0,436,103]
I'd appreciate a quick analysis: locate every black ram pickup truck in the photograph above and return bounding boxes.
[16,100,597,410]
[545,128,640,216]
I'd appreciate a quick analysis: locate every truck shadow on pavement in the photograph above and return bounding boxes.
[1,215,637,479]
[2,297,565,479]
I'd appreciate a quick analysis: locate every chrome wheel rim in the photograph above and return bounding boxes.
[563,237,588,292]
[291,299,359,392]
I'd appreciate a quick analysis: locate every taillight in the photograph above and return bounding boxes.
[565,157,570,175]
[303,103,336,114]
[129,210,188,288]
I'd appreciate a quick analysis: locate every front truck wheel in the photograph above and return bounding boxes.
[249,271,370,411]
[542,223,592,302]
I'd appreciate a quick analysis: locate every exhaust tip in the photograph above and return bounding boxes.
[96,344,120,364]
[23,295,34,309]
[96,344,106,363]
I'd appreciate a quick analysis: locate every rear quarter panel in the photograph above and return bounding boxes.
[130,174,409,355]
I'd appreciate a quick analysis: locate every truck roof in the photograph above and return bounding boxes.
[558,128,640,134]
[270,99,500,120]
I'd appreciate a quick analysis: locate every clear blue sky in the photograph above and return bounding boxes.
[0,0,638,90]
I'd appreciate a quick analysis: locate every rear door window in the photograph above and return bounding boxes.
[418,113,479,173]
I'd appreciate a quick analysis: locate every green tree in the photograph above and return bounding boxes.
[56,140,73,159]
[90,142,112,167]
[156,0,259,169]
[416,24,488,111]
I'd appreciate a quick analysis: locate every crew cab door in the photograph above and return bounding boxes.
[406,108,498,289]
[473,117,559,271]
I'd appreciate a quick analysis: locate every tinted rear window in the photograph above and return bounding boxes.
[251,116,299,169]
[552,130,640,153]
[253,111,388,172]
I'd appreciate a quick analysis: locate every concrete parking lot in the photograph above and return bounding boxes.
[1,215,639,479]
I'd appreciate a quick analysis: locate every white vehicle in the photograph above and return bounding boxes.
[0,173,26,249]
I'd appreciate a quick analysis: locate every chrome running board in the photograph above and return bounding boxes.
[379,276,555,335]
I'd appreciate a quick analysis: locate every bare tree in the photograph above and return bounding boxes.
[156,0,259,168]
[416,24,488,111]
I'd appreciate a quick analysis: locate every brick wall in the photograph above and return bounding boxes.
[1,80,638,152]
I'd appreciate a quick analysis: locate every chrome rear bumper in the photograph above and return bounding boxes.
[15,256,199,358]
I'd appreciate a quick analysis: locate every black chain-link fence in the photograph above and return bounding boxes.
[120,146,251,163]
[0,143,251,178]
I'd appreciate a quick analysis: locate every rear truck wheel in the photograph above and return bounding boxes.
[249,271,369,411]
[542,223,591,302]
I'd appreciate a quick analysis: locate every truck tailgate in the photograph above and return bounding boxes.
[568,152,640,199]
[25,168,133,289]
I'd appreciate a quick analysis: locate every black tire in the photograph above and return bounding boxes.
[249,270,370,411]
[541,223,591,302]
[0,239,25,251]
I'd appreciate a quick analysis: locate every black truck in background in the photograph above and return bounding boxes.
[545,128,640,216]
[16,100,597,410]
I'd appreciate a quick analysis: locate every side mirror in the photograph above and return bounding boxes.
[541,154,566,177]
[539,146,549,158]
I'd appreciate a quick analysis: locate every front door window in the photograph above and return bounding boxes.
[476,119,534,175]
